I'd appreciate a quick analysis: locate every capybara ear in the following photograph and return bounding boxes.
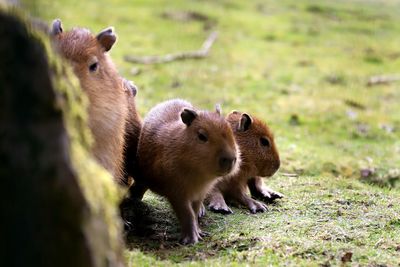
[181,108,198,127]
[238,113,252,132]
[51,19,63,36]
[96,27,116,52]
[215,104,222,116]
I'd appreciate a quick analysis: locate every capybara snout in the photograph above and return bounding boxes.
[265,158,280,177]
[218,151,237,175]
[184,110,240,178]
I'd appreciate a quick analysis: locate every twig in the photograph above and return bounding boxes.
[280,172,299,177]
[367,74,400,86]
[124,31,218,64]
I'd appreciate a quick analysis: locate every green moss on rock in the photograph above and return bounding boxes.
[0,6,125,267]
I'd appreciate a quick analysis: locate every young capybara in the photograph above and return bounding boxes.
[207,111,282,214]
[50,19,141,185]
[122,79,142,186]
[131,99,240,244]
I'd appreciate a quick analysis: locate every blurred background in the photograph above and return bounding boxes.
[24,0,400,188]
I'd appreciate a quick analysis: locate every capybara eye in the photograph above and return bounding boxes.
[260,137,270,147]
[198,132,208,142]
[89,62,98,72]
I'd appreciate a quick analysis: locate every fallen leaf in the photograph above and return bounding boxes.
[346,110,357,120]
[360,168,375,178]
[379,124,395,133]
[130,67,141,76]
[341,251,352,263]
[344,99,366,110]
[367,74,400,86]
[325,74,346,85]
[356,123,369,135]
[289,114,301,126]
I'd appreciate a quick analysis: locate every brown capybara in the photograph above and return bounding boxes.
[131,99,240,244]
[121,79,142,186]
[50,19,141,185]
[207,111,282,214]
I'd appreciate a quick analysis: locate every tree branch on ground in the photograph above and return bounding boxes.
[367,74,400,86]
[124,31,218,64]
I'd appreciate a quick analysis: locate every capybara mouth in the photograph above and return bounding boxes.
[262,166,279,178]
[217,157,238,176]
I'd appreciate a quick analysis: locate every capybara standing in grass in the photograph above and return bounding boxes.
[132,99,240,244]
[51,19,141,185]
[207,111,282,214]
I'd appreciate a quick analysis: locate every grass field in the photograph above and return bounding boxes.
[25,0,400,265]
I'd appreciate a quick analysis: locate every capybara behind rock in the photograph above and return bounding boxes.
[50,19,141,185]
[122,79,142,186]
[132,99,240,244]
[207,111,282,214]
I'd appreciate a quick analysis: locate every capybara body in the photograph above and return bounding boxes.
[122,79,142,186]
[132,99,240,244]
[207,111,282,214]
[51,19,141,184]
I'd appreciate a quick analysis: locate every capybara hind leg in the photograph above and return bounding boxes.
[207,189,233,214]
[128,182,148,200]
[248,177,283,203]
[170,198,200,245]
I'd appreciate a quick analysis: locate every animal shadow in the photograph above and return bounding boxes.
[120,197,181,250]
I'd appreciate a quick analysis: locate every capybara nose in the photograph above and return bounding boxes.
[219,155,236,173]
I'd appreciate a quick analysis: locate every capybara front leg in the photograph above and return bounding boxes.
[170,198,199,245]
[248,177,283,203]
[207,187,233,214]
[192,200,208,237]
[192,200,206,219]
[232,187,267,214]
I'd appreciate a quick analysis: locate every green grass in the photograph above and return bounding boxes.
[26,0,400,265]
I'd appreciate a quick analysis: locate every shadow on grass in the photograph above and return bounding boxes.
[120,196,283,262]
[120,198,180,250]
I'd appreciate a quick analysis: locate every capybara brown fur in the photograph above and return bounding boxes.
[207,111,282,214]
[132,99,240,244]
[122,79,142,186]
[51,19,141,185]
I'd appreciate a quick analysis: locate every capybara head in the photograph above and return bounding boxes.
[180,106,240,177]
[50,19,121,93]
[227,111,280,177]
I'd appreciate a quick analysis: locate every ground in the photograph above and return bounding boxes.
[26,0,400,265]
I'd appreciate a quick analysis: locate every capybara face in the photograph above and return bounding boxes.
[180,108,239,177]
[227,111,280,177]
[50,19,120,93]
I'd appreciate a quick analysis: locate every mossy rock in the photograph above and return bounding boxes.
[0,6,125,267]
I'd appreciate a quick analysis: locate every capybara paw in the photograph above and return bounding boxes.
[123,219,133,232]
[269,190,284,200]
[199,230,210,237]
[208,201,233,214]
[180,234,199,245]
[253,188,284,203]
[248,199,268,214]
[198,203,206,218]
